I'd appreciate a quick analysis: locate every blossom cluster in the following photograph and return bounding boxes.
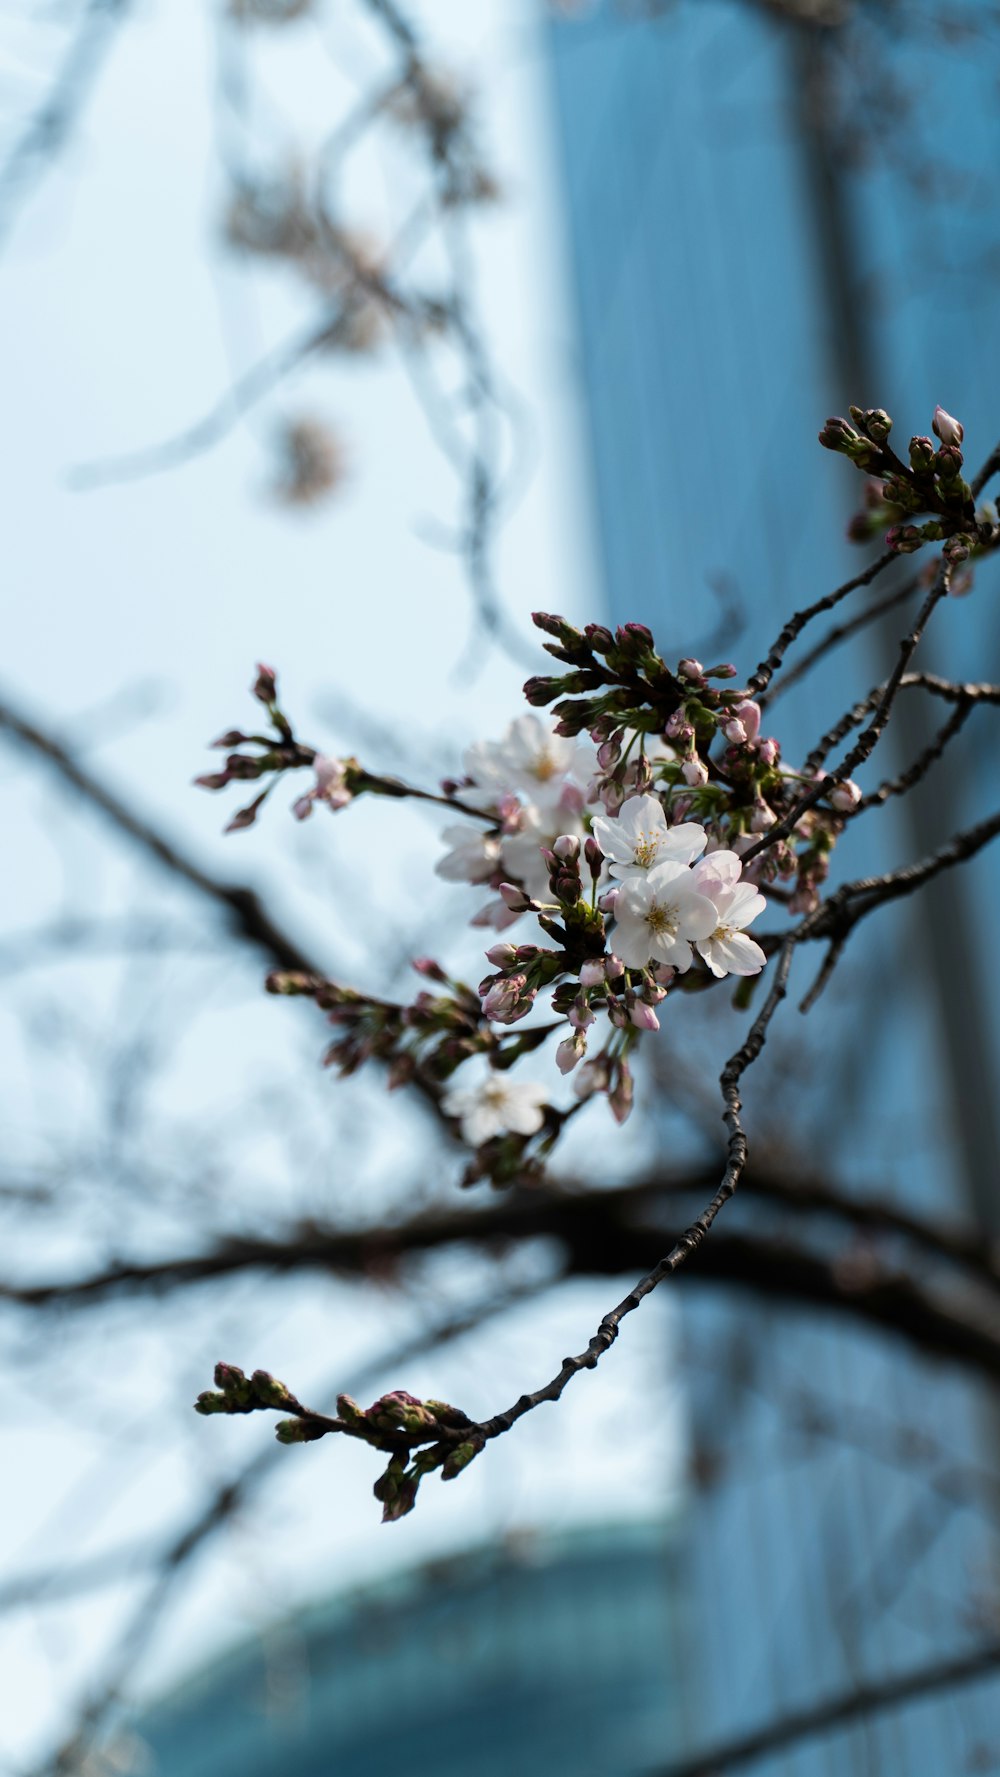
[197,610,870,1180]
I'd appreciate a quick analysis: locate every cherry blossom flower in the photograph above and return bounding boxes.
[441,1072,548,1146]
[613,860,718,969]
[464,715,589,811]
[691,851,767,978]
[500,801,586,900]
[436,824,501,884]
[591,794,708,881]
[292,755,353,819]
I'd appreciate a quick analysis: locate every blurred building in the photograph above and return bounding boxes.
[138,1524,688,1777]
[544,2,1000,1772]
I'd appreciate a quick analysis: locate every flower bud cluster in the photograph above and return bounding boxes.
[195,664,359,830]
[826,404,994,565]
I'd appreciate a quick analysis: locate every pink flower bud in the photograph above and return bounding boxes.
[597,888,620,915]
[757,736,780,766]
[569,999,596,1030]
[629,1001,660,1032]
[733,700,761,744]
[574,1058,610,1100]
[829,778,862,812]
[723,718,747,745]
[482,975,533,1023]
[596,738,621,771]
[485,942,518,968]
[608,1060,634,1125]
[498,882,533,911]
[932,406,964,448]
[681,757,709,787]
[556,1034,585,1074]
[678,658,704,678]
[750,802,777,832]
[412,956,448,980]
[653,964,676,987]
[578,959,608,987]
[553,833,580,860]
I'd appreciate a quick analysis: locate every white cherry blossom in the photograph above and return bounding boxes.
[441,1072,548,1146]
[613,860,718,969]
[435,824,501,884]
[591,794,708,881]
[500,802,586,901]
[464,715,588,811]
[691,851,767,978]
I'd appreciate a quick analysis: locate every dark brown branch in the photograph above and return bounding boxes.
[746,551,895,699]
[475,941,797,1443]
[742,560,953,866]
[653,1640,1000,1777]
[762,574,920,706]
[0,688,322,976]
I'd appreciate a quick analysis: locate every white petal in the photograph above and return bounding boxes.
[612,912,654,968]
[692,850,742,893]
[724,885,768,929]
[695,938,728,979]
[464,1105,500,1145]
[672,887,720,942]
[591,812,634,865]
[504,1094,546,1136]
[716,933,767,975]
[657,821,708,864]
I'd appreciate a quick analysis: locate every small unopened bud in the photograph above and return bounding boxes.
[829,779,862,812]
[863,408,893,444]
[678,658,704,679]
[597,888,620,915]
[682,757,709,787]
[553,833,580,860]
[485,942,517,969]
[909,435,936,474]
[733,700,761,743]
[252,663,278,704]
[579,958,608,987]
[608,1058,635,1125]
[943,533,972,564]
[574,1057,610,1100]
[723,718,748,745]
[412,956,448,981]
[886,524,925,555]
[498,882,533,911]
[629,1001,660,1032]
[584,836,604,878]
[275,1418,325,1444]
[757,737,780,767]
[556,1033,586,1074]
[932,406,964,448]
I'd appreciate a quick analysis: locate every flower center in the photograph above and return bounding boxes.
[533,752,558,782]
[483,1081,509,1109]
[645,901,678,937]
[632,833,659,868]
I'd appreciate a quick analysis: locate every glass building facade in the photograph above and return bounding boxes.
[543,3,1000,1772]
[138,1526,688,1777]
